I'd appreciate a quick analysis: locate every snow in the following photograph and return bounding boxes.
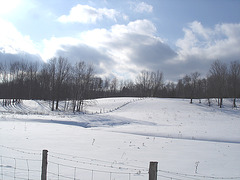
[0,97,240,180]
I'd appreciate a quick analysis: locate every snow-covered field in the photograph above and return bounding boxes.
[0,98,240,180]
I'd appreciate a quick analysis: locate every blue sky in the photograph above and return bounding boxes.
[0,0,240,81]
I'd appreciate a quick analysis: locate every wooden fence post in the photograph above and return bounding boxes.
[149,161,158,180]
[41,150,48,180]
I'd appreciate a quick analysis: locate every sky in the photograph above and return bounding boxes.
[0,0,240,81]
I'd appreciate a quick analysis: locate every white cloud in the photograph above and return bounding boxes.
[58,4,120,23]
[60,19,174,79]
[132,2,153,13]
[114,19,156,35]
[42,37,80,61]
[176,21,240,62]
[0,0,21,15]
[43,19,174,79]
[0,18,42,63]
[159,21,240,80]
[0,18,39,55]
[42,20,240,81]
[81,19,157,47]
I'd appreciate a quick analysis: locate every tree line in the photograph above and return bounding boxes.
[0,57,239,111]
[173,60,240,108]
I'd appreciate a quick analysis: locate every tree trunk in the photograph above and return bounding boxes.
[64,100,67,111]
[80,100,83,112]
[220,98,223,108]
[208,98,211,106]
[190,98,193,104]
[72,100,76,113]
[51,100,55,111]
[233,98,236,108]
[56,100,59,110]
[77,100,81,112]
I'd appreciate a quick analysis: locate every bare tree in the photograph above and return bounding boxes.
[1,62,9,84]
[198,78,207,104]
[0,62,3,83]
[165,82,176,97]
[176,79,184,98]
[150,70,164,97]
[47,58,57,111]
[208,60,228,108]
[190,72,201,103]
[136,70,164,97]
[27,61,39,99]
[121,79,135,96]
[103,78,110,91]
[38,63,50,100]
[72,61,94,112]
[136,70,151,96]
[110,77,118,93]
[55,57,71,110]
[182,74,191,98]
[228,60,240,107]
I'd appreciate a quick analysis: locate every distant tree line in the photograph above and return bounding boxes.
[0,57,239,110]
[173,60,240,108]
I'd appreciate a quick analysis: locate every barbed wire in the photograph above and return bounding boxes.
[158,169,240,179]
[0,144,41,156]
[158,174,187,180]
[0,173,36,180]
[0,162,41,180]
[48,171,81,180]
[49,151,240,180]
[85,98,144,115]
[51,150,148,169]
[47,160,148,180]
[1,155,41,162]
[1,154,41,180]
[50,150,114,163]
[0,163,41,174]
[158,173,203,180]
[48,153,148,172]
[48,160,148,175]
[1,145,240,180]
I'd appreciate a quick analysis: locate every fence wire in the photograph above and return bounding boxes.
[0,156,41,180]
[1,144,240,180]
[157,169,240,180]
[47,154,148,180]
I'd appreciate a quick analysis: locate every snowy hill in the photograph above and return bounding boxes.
[0,98,240,180]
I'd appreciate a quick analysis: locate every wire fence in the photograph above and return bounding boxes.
[84,98,144,115]
[1,144,240,180]
[46,150,149,180]
[0,145,42,180]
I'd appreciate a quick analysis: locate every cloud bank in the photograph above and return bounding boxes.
[50,20,240,80]
[51,19,177,79]
[176,21,240,61]
[58,4,121,24]
[171,21,240,79]
[131,2,153,13]
[0,18,42,63]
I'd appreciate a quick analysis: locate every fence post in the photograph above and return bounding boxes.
[41,150,48,180]
[149,161,158,180]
